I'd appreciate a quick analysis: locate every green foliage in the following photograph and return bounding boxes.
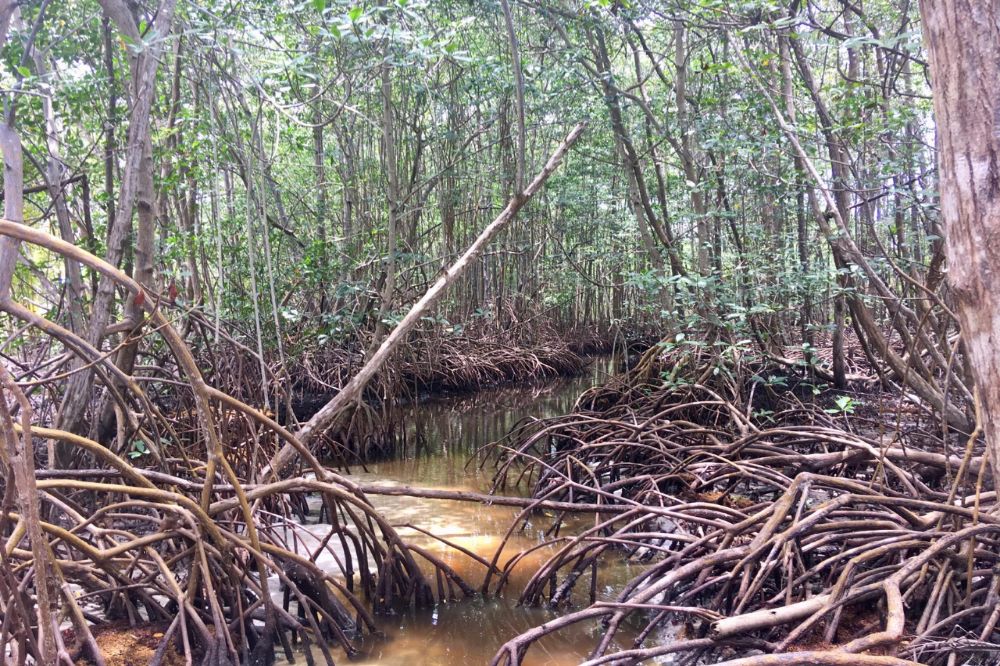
[3,0,935,386]
[128,440,150,459]
[825,394,861,415]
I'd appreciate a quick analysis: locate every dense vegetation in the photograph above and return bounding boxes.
[0,0,997,665]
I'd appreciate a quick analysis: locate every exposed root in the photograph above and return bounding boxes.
[485,346,996,665]
[173,322,596,466]
[0,223,471,665]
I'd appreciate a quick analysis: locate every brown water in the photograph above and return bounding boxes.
[304,358,648,665]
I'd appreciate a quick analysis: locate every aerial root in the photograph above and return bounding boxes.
[0,427,470,664]
[486,349,995,666]
[0,223,468,665]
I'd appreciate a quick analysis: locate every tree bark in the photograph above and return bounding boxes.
[58,0,176,437]
[920,0,1000,488]
[29,49,86,333]
[0,367,60,664]
[500,0,526,193]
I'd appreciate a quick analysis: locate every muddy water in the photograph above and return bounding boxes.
[325,358,642,665]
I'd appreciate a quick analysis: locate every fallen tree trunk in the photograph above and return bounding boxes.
[264,122,587,480]
[710,595,832,640]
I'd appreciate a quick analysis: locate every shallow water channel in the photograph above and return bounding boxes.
[300,358,645,665]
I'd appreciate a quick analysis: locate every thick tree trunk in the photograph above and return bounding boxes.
[920,1,1000,489]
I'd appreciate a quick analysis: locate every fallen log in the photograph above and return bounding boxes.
[32,467,649,515]
[710,595,831,639]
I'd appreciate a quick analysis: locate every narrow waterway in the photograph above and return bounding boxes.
[308,357,644,665]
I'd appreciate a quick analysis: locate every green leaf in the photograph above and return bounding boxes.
[312,0,326,10]
[15,65,29,78]
[128,439,148,459]
[348,6,363,21]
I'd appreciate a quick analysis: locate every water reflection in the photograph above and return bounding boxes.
[305,358,641,665]
[349,598,610,665]
[370,356,618,479]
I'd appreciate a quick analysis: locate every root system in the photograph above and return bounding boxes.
[484,344,996,666]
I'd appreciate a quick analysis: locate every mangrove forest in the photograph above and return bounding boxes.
[0,0,999,665]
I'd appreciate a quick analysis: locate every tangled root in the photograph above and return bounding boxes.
[485,347,995,666]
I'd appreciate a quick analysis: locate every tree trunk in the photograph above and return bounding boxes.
[58,0,176,437]
[372,63,399,347]
[29,49,87,333]
[920,0,1000,488]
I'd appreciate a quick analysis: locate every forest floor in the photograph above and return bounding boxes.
[72,624,185,666]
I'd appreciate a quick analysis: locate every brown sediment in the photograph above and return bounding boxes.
[73,624,185,666]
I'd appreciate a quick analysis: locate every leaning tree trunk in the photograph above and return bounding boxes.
[920,0,1000,489]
